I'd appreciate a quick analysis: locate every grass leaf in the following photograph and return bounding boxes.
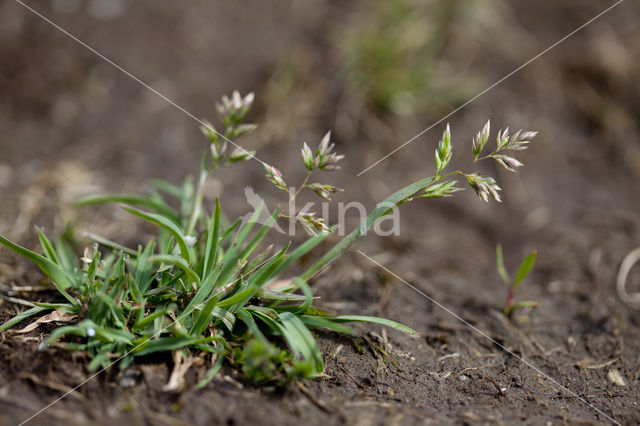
[301,176,435,279]
[495,244,510,285]
[513,250,537,288]
[277,312,324,374]
[190,293,223,335]
[75,194,179,224]
[36,227,60,264]
[0,234,78,306]
[147,254,201,288]
[85,233,137,257]
[124,207,192,264]
[0,306,50,332]
[298,315,355,335]
[134,336,216,357]
[203,198,221,278]
[325,315,417,335]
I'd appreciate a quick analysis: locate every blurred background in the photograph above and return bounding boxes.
[0,0,639,324]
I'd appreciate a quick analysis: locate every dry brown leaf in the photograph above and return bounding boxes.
[14,311,76,334]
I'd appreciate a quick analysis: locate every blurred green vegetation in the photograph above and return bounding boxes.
[334,0,485,116]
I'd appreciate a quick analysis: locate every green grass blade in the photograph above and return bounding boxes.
[46,324,87,344]
[46,319,134,345]
[134,240,156,293]
[220,245,289,312]
[285,278,312,315]
[94,292,126,329]
[0,306,50,332]
[124,207,192,264]
[325,315,417,335]
[147,254,201,288]
[270,225,336,279]
[33,302,79,314]
[133,307,170,331]
[219,217,242,246]
[176,239,280,322]
[134,336,216,357]
[210,307,236,331]
[35,227,60,264]
[236,208,280,267]
[506,300,538,315]
[254,288,309,302]
[178,276,217,322]
[53,237,78,275]
[246,307,281,332]
[247,244,290,286]
[277,312,324,374]
[203,198,221,278]
[214,203,265,286]
[0,234,77,306]
[75,194,179,223]
[148,179,183,200]
[237,308,269,343]
[301,176,435,279]
[85,233,137,257]
[86,246,100,282]
[298,316,355,335]
[215,286,256,309]
[496,244,510,285]
[93,325,134,345]
[190,292,223,335]
[513,250,537,288]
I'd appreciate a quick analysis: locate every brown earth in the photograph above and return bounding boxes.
[1,1,639,425]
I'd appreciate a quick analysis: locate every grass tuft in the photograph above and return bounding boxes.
[0,91,536,385]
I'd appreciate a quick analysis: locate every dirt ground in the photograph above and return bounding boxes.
[1,1,639,425]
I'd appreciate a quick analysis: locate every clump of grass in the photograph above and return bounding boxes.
[496,244,538,316]
[0,91,536,385]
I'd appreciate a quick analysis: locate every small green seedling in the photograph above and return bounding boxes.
[496,244,538,316]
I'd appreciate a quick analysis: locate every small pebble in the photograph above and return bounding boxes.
[459,375,468,381]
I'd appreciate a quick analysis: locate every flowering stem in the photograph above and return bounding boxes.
[438,150,497,182]
[300,174,436,280]
[293,171,312,199]
[285,170,312,217]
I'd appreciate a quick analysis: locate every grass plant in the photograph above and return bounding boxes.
[0,91,536,384]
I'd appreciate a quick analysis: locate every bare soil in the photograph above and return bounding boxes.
[1,1,639,425]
